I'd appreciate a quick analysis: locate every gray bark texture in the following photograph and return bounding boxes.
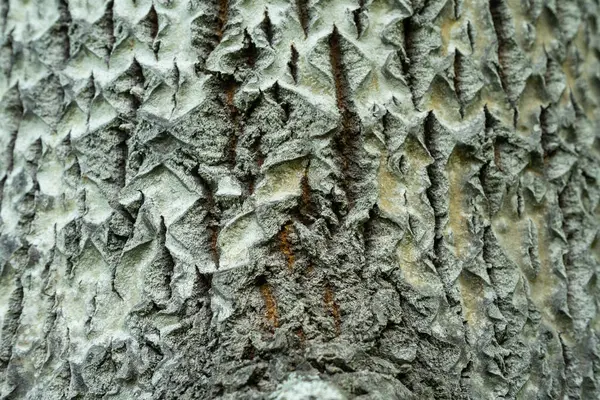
[0,0,600,398]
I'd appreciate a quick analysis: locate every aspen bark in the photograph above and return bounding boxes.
[1,0,600,398]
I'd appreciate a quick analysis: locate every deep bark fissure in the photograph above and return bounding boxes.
[328,26,362,210]
[261,10,274,47]
[296,0,309,37]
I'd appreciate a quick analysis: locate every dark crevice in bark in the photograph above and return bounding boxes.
[140,4,159,58]
[326,191,347,230]
[481,227,511,345]
[527,242,541,278]
[84,292,98,335]
[147,216,175,303]
[362,205,378,257]
[129,58,145,111]
[453,49,465,117]
[261,10,274,47]
[78,187,87,219]
[0,177,6,206]
[540,104,558,160]
[126,190,145,225]
[1,32,15,79]
[295,327,306,346]
[569,91,585,118]
[329,26,351,112]
[103,0,116,57]
[6,126,18,177]
[65,257,75,280]
[278,221,295,271]
[271,81,291,122]
[217,0,229,42]
[559,333,581,397]
[152,40,161,59]
[491,62,506,95]
[288,44,299,84]
[241,29,258,67]
[5,86,23,176]
[483,104,499,132]
[454,0,462,19]
[296,0,309,38]
[41,295,58,347]
[512,106,519,130]
[190,0,227,71]
[493,136,506,172]
[24,139,42,179]
[247,128,263,195]
[481,225,494,267]
[19,181,39,230]
[353,0,366,39]
[62,218,83,279]
[298,160,314,224]
[488,1,509,58]
[195,268,213,307]
[171,60,179,88]
[144,5,159,41]
[144,334,165,357]
[115,127,130,190]
[488,0,519,104]
[557,171,584,327]
[324,284,341,336]
[466,21,475,51]
[256,275,279,330]
[423,113,462,308]
[328,25,362,210]
[0,0,9,34]
[58,0,72,61]
[171,60,180,116]
[191,166,221,269]
[515,181,524,217]
[401,17,417,107]
[111,263,124,301]
[0,279,24,368]
[483,105,506,175]
[423,112,445,261]
[478,161,492,217]
[39,232,56,292]
[213,25,261,192]
[460,359,474,386]
[241,341,256,360]
[81,73,96,115]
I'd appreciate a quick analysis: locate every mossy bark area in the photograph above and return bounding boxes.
[1,0,600,398]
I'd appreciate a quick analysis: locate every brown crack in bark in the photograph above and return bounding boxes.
[258,279,279,329]
[216,0,229,42]
[328,26,362,210]
[296,0,309,37]
[278,221,295,271]
[324,285,341,335]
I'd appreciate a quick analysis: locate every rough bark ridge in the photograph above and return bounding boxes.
[1,0,600,399]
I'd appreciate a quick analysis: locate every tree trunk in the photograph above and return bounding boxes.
[1,0,599,398]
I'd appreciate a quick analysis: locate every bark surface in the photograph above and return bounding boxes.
[1,0,600,398]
